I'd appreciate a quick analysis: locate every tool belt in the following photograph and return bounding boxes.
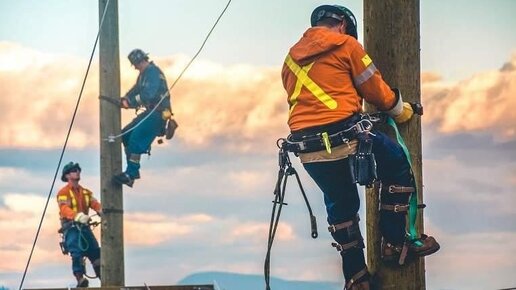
[283,114,379,154]
[281,114,380,186]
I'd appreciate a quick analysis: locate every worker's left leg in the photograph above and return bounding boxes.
[114,111,164,187]
[65,227,89,287]
[83,228,101,280]
[304,158,370,289]
[372,131,439,264]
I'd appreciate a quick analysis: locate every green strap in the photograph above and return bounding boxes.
[386,117,423,247]
[77,225,90,251]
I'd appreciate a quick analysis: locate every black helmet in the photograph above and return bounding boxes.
[128,48,149,65]
[61,162,81,182]
[310,4,358,39]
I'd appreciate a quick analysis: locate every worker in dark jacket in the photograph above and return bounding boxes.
[281,5,439,289]
[113,49,173,187]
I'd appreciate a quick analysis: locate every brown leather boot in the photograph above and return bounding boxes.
[349,281,370,290]
[345,268,370,290]
[409,234,440,257]
[382,234,440,265]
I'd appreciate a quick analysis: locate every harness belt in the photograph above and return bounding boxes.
[285,129,357,154]
[385,185,415,193]
[380,184,426,213]
[345,267,369,290]
[328,215,360,233]
[284,115,378,154]
[381,203,426,213]
[328,215,363,253]
[331,240,362,253]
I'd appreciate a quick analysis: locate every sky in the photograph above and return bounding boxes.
[0,0,515,290]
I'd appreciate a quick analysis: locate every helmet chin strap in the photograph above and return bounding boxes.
[340,21,347,34]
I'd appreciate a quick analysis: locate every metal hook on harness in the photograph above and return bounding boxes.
[355,119,373,134]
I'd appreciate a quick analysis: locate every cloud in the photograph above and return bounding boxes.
[3,42,514,151]
[228,222,294,243]
[0,192,215,271]
[0,42,288,152]
[422,52,516,142]
[426,230,516,290]
[124,212,213,246]
[0,193,66,272]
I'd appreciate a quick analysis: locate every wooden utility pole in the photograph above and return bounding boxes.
[98,0,124,286]
[363,0,425,289]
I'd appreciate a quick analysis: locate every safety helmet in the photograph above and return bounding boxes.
[61,162,81,182]
[128,48,149,65]
[310,5,358,39]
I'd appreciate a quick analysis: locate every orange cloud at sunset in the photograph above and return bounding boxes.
[0,192,213,271]
[0,42,288,151]
[422,53,516,141]
[1,42,515,150]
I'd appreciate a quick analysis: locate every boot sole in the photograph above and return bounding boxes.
[413,243,440,257]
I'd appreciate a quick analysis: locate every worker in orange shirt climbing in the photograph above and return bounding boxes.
[280,5,439,289]
[57,162,102,288]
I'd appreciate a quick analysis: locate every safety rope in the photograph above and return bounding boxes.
[103,0,233,142]
[77,225,90,252]
[17,2,111,289]
[264,142,318,290]
[385,116,423,247]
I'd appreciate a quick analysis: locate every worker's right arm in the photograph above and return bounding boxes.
[56,190,75,220]
[348,41,396,111]
[122,84,140,109]
[348,41,414,123]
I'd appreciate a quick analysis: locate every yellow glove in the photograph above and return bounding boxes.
[393,102,414,124]
[162,109,172,120]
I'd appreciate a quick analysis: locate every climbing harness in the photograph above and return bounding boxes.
[102,0,233,143]
[264,139,318,290]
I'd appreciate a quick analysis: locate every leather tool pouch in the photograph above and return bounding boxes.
[165,119,178,140]
[348,134,377,187]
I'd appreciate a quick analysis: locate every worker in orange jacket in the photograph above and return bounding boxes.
[281,5,439,289]
[57,162,102,287]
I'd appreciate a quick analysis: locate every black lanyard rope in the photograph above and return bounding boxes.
[264,141,318,290]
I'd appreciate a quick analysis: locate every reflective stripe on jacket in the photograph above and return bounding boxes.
[57,184,101,220]
[282,27,396,131]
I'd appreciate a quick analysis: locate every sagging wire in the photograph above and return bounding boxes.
[18,1,111,289]
[103,0,233,142]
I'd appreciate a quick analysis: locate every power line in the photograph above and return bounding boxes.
[103,0,233,142]
[18,1,111,289]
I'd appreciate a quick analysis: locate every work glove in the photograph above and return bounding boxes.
[393,102,414,124]
[74,212,90,224]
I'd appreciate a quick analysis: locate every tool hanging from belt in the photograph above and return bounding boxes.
[264,140,318,290]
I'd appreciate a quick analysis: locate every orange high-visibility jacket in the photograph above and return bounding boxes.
[57,184,101,220]
[282,27,397,131]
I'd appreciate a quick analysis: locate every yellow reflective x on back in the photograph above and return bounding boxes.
[284,55,337,114]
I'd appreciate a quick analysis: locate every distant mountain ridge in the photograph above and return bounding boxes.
[178,271,341,290]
